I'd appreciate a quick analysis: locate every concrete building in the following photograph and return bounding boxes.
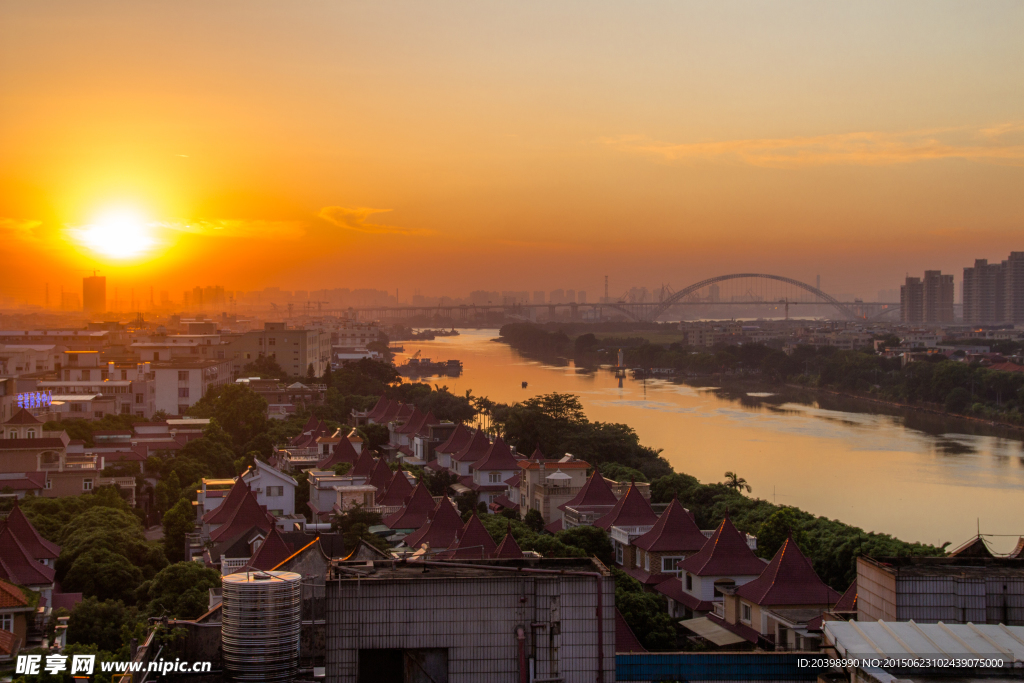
[324,557,616,682]
[221,322,330,378]
[857,554,1024,625]
[961,254,1024,325]
[82,275,106,315]
[151,358,232,415]
[900,277,924,324]
[923,270,955,323]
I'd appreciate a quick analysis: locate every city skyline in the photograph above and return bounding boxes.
[2,1,1023,305]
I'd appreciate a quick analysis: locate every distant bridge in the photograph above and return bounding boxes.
[327,273,903,323]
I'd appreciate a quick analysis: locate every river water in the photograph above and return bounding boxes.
[395,329,1024,551]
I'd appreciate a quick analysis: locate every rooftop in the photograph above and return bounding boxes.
[328,556,609,581]
[861,555,1024,578]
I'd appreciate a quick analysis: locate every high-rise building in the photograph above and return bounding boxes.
[83,275,106,315]
[578,291,587,304]
[963,259,1005,324]
[532,291,545,304]
[1002,252,1024,324]
[922,271,954,323]
[900,277,924,323]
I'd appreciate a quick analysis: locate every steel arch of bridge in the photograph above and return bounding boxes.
[610,273,859,322]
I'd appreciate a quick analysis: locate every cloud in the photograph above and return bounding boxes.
[0,218,44,242]
[158,219,306,240]
[603,122,1024,169]
[318,206,432,236]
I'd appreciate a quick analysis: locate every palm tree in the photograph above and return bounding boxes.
[723,471,752,494]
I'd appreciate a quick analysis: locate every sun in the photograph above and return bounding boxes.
[76,208,156,259]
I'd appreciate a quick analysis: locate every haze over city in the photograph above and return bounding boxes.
[2,0,1022,306]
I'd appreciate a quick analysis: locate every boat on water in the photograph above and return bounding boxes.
[397,357,463,377]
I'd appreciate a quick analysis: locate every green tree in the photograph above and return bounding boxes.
[154,471,182,514]
[242,354,286,378]
[67,597,143,653]
[162,498,195,563]
[612,568,679,650]
[556,525,614,565]
[137,561,221,619]
[524,509,545,533]
[755,507,809,559]
[723,471,751,493]
[332,504,390,553]
[61,548,146,602]
[186,384,269,453]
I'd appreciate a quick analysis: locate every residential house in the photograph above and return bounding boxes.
[0,579,33,662]
[594,482,660,569]
[626,498,709,586]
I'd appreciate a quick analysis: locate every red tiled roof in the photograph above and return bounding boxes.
[365,396,389,421]
[451,429,491,462]
[447,514,498,559]
[653,575,715,613]
[834,579,857,612]
[558,471,618,512]
[529,447,545,460]
[950,536,994,558]
[0,525,55,586]
[395,404,414,419]
[435,423,472,455]
[615,608,647,653]
[0,438,66,450]
[424,460,444,472]
[519,460,589,470]
[489,495,519,512]
[0,472,46,491]
[0,628,18,656]
[543,519,563,534]
[414,411,438,437]
[245,527,294,571]
[3,503,60,560]
[317,433,360,469]
[633,498,707,553]
[366,459,393,498]
[4,408,40,425]
[735,537,840,607]
[393,408,425,434]
[203,479,249,524]
[105,450,146,462]
[0,578,28,608]
[594,483,658,530]
[677,517,765,577]
[209,490,274,542]
[51,591,83,611]
[988,362,1024,374]
[377,470,415,506]
[376,400,403,424]
[473,436,520,472]
[403,498,463,550]
[506,473,521,487]
[350,450,376,477]
[494,525,524,559]
[382,484,436,529]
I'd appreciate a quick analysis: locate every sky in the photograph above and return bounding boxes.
[2,0,1022,305]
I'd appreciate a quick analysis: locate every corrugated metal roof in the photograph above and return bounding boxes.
[824,620,1024,660]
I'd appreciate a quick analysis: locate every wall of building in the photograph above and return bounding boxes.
[325,567,616,682]
[855,557,898,622]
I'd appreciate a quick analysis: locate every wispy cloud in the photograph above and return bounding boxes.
[158,219,307,240]
[318,206,432,236]
[604,123,1024,169]
[0,218,44,242]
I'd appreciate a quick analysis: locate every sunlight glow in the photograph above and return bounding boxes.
[75,208,156,259]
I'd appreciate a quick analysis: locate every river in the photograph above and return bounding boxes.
[395,329,1024,551]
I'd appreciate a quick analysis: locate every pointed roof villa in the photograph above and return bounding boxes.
[3,502,60,561]
[376,401,403,424]
[365,396,390,422]
[435,423,472,455]
[451,429,491,463]
[447,514,499,559]
[5,408,41,425]
[350,449,376,477]
[0,525,55,587]
[558,470,618,512]
[203,478,250,525]
[594,482,658,530]
[366,458,393,496]
[377,470,415,506]
[394,408,425,434]
[473,436,520,472]
[317,431,360,469]
[494,524,524,559]
[633,498,707,554]
[735,536,840,606]
[242,527,295,572]
[677,516,765,577]
[209,489,275,543]
[382,484,436,529]
[413,411,438,438]
[529,447,546,460]
[403,498,464,550]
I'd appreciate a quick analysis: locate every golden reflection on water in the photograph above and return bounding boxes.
[397,329,1024,551]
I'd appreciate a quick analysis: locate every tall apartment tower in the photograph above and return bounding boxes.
[963,259,1004,324]
[922,271,954,323]
[82,275,106,315]
[1002,252,1024,324]
[900,277,924,323]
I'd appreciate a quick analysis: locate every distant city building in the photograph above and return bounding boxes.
[578,290,587,304]
[963,252,1024,324]
[533,290,545,304]
[82,275,105,315]
[901,271,953,323]
[220,322,330,377]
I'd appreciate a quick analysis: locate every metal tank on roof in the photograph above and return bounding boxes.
[221,570,302,682]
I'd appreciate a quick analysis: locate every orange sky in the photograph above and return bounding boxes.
[1,1,1022,305]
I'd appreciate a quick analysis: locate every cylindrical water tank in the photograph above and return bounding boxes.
[221,570,302,682]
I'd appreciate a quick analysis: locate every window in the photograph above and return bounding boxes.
[488,472,501,483]
[741,603,752,623]
[178,370,189,381]
[121,370,128,380]
[120,404,131,414]
[0,614,12,632]
[662,556,682,573]
[83,479,93,491]
[178,388,190,398]
[268,338,276,346]
[615,542,623,565]
[635,550,641,567]
[135,393,143,404]
[685,573,693,591]
[81,369,90,380]
[267,486,284,497]
[26,429,35,439]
